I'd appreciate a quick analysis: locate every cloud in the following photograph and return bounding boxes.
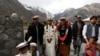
[18,0,100,14]
[18,0,59,7]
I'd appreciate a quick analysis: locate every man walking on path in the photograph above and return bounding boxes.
[81,16,99,56]
[43,18,58,56]
[25,15,44,56]
[72,15,85,56]
[57,17,72,56]
[96,15,100,56]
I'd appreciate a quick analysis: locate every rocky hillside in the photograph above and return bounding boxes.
[0,0,46,22]
[54,3,100,22]
[25,6,47,22]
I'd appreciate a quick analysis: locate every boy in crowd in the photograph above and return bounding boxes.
[85,37,100,56]
[30,42,39,56]
[15,42,31,56]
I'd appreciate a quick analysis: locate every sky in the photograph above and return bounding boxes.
[18,0,100,14]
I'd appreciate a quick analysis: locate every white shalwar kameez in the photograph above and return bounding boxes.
[43,25,58,56]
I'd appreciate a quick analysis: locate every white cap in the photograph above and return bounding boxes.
[16,42,28,49]
[30,42,37,47]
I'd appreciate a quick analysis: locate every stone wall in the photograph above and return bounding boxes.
[0,15,24,56]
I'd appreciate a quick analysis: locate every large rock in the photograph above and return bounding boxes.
[0,15,5,24]
[0,15,24,56]
[0,25,5,33]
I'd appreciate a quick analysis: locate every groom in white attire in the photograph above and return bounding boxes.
[43,18,58,56]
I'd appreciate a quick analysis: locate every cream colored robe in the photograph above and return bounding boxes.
[43,25,58,56]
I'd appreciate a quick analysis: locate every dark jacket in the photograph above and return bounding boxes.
[72,21,85,41]
[25,22,44,45]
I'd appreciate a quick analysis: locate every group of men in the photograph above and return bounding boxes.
[73,15,100,56]
[16,15,100,56]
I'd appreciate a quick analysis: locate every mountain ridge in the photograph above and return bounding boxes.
[54,3,100,22]
[0,0,47,22]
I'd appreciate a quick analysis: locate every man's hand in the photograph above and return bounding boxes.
[72,36,74,39]
[55,44,58,49]
[86,42,90,48]
[42,44,45,49]
[96,43,100,51]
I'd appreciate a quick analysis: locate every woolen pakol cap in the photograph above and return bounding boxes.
[30,42,37,47]
[32,15,39,19]
[76,15,81,18]
[60,17,66,21]
[47,18,53,21]
[11,13,18,17]
[16,42,28,49]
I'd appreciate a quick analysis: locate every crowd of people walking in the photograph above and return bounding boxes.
[15,15,100,56]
